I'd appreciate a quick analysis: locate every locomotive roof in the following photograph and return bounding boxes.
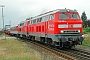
[20,21,25,23]
[57,9,77,12]
[43,9,77,14]
[30,9,77,20]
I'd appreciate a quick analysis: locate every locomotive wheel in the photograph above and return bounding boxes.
[47,38,52,46]
[40,38,45,43]
[68,46,72,49]
[31,36,35,41]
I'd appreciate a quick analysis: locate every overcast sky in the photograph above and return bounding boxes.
[0,0,90,28]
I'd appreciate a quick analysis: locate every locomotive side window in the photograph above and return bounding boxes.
[31,20,32,24]
[33,19,36,24]
[70,14,79,19]
[42,16,45,22]
[30,15,49,24]
[39,18,42,22]
[18,24,20,26]
[50,14,54,20]
[29,21,31,24]
[45,15,49,21]
[59,13,68,19]
[37,18,42,23]
[20,23,24,26]
[37,18,39,22]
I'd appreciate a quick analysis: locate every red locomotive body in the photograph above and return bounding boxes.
[17,20,30,38]
[28,9,83,48]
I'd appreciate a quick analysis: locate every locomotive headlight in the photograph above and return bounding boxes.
[61,30,64,33]
[78,30,80,33]
[82,35,84,37]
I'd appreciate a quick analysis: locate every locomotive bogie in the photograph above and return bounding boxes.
[57,34,83,47]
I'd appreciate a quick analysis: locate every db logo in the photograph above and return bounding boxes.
[69,24,73,28]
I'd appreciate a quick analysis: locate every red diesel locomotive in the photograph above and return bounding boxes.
[17,20,30,38]
[10,9,84,48]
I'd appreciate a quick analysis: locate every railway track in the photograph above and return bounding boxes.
[54,47,90,60]
[18,38,90,60]
[69,48,90,60]
[20,39,75,60]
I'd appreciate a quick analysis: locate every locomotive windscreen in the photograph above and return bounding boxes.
[59,13,80,20]
[59,13,68,19]
[70,13,79,19]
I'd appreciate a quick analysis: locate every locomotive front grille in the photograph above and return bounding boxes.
[61,30,80,33]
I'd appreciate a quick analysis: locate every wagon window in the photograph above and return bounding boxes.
[59,13,68,19]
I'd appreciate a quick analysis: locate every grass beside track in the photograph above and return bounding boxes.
[82,33,90,47]
[0,33,10,37]
[0,38,41,60]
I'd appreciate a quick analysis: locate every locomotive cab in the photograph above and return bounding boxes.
[54,9,83,48]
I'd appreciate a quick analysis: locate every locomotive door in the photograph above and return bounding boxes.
[45,18,49,38]
[45,21,48,34]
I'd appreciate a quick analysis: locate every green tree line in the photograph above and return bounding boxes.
[81,11,90,33]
